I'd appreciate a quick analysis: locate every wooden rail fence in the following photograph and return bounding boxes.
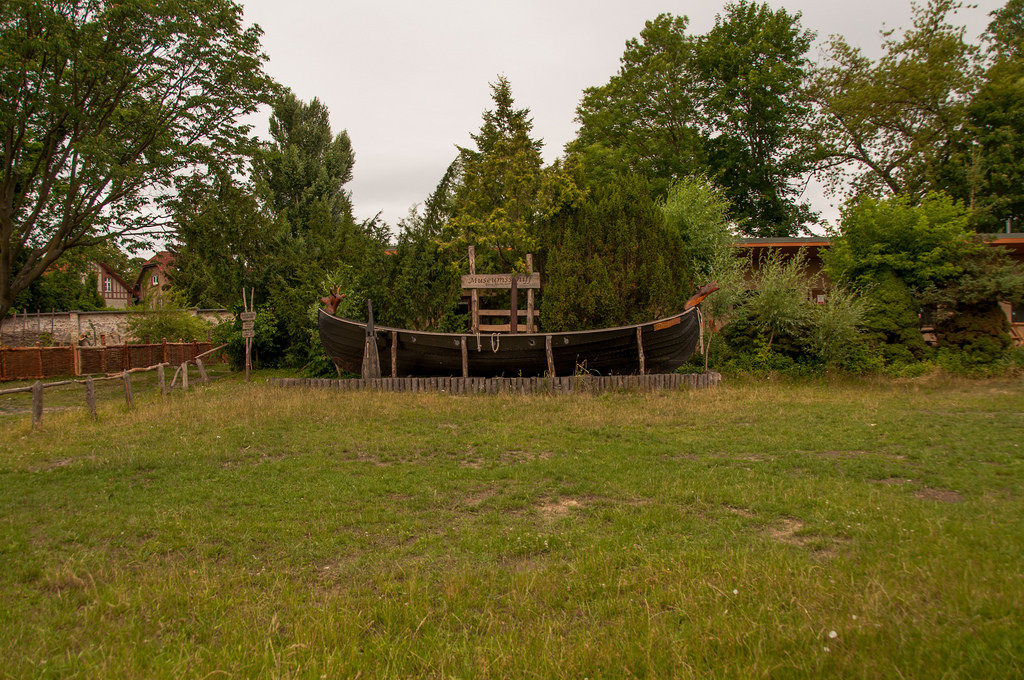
[2,344,226,426]
[271,372,721,395]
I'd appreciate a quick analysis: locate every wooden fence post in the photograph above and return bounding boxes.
[157,364,166,396]
[123,371,133,409]
[85,377,96,419]
[181,362,189,391]
[196,358,209,384]
[31,380,43,426]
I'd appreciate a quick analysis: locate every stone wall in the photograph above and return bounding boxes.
[0,309,232,347]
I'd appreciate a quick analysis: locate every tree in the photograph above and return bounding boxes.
[930,246,1024,362]
[383,160,465,331]
[444,77,552,273]
[697,1,818,236]
[172,91,381,369]
[539,175,688,332]
[12,248,104,312]
[660,175,746,360]
[961,56,1024,230]
[0,0,274,320]
[571,15,705,196]
[950,0,1024,230]
[823,192,983,363]
[986,0,1024,60]
[809,0,980,200]
[570,5,818,236]
[824,192,979,291]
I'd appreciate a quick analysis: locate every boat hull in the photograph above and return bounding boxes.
[318,308,702,378]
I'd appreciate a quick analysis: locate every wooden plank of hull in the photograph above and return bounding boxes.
[318,308,700,378]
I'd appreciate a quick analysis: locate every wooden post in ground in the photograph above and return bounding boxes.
[196,358,209,384]
[181,362,189,391]
[31,380,42,426]
[361,300,381,380]
[157,364,166,396]
[84,377,96,419]
[122,371,133,408]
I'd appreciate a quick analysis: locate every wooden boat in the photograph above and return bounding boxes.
[318,283,716,378]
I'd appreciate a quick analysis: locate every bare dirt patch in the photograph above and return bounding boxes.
[915,487,963,503]
[727,506,756,518]
[501,449,554,463]
[870,477,914,485]
[768,518,806,545]
[463,488,497,508]
[537,497,584,517]
[820,450,870,459]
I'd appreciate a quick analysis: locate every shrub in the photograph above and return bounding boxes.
[126,304,212,343]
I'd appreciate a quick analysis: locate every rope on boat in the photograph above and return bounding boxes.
[490,333,500,352]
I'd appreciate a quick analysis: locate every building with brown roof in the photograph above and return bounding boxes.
[134,251,175,307]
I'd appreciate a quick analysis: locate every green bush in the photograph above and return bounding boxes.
[126,305,212,343]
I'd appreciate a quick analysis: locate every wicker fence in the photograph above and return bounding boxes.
[0,341,219,381]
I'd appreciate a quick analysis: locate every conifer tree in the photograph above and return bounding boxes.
[445,77,547,273]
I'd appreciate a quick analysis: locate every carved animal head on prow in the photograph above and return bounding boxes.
[320,286,345,315]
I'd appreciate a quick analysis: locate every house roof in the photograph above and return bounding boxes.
[134,251,175,289]
[96,261,132,292]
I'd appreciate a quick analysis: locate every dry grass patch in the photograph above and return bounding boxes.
[537,497,584,518]
[915,487,964,503]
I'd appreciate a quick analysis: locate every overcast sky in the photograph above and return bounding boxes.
[236,0,1004,234]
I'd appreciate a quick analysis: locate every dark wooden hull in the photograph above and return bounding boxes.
[318,308,702,378]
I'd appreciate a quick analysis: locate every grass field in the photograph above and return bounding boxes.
[1,373,1022,678]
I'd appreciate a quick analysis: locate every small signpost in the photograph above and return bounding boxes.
[241,288,256,382]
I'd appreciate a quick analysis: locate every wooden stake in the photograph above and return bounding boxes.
[157,364,166,396]
[182,362,189,391]
[31,380,42,426]
[361,300,381,380]
[196,358,209,384]
[122,371,133,408]
[84,377,96,419]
